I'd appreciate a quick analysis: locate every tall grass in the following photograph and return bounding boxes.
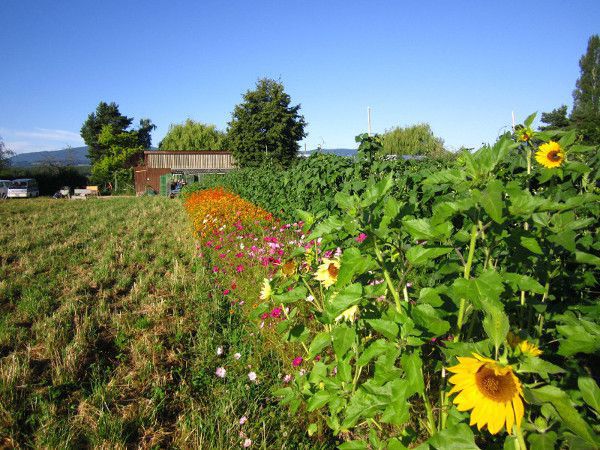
[0,198,329,448]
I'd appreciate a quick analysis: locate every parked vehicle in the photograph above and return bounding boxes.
[7,178,40,198]
[0,180,11,199]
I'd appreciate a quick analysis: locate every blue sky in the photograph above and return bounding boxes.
[1,1,599,154]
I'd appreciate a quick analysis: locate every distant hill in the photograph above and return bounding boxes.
[9,146,90,167]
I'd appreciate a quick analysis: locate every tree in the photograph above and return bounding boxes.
[570,35,600,144]
[540,105,571,131]
[0,136,14,169]
[159,119,226,150]
[227,78,307,167]
[380,123,446,157]
[80,102,154,164]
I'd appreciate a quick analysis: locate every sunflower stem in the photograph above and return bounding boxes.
[454,224,478,342]
[373,237,402,312]
[421,390,436,437]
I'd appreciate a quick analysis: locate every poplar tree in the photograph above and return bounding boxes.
[571,35,600,144]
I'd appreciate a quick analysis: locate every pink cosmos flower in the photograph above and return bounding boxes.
[270,307,282,319]
[292,357,303,367]
[283,374,292,383]
[239,415,248,425]
[215,367,226,378]
[236,265,245,273]
[243,438,252,448]
[355,233,368,243]
[223,289,231,295]
[248,371,257,382]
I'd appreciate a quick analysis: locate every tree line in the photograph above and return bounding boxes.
[77,34,599,190]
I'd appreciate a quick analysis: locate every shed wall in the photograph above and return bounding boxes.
[134,167,171,195]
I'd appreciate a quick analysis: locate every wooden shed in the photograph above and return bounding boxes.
[134,151,235,195]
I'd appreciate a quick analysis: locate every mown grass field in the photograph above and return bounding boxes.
[0,198,325,449]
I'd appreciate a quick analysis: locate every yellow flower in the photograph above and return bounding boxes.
[516,126,534,143]
[259,278,272,301]
[518,340,542,357]
[281,260,297,277]
[535,141,565,168]
[314,258,340,289]
[448,354,524,435]
[335,305,359,323]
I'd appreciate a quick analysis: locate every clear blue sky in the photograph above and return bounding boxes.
[1,0,599,154]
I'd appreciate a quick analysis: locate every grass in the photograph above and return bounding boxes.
[0,197,333,449]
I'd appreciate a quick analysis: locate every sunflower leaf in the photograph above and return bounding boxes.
[482,306,509,356]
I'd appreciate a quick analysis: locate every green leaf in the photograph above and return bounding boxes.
[529,385,598,445]
[337,248,376,287]
[482,306,509,356]
[575,251,600,267]
[366,319,399,340]
[326,283,363,317]
[272,285,307,304]
[400,352,424,396]
[307,423,318,436]
[307,390,332,412]
[524,112,537,127]
[556,324,600,356]
[452,270,504,310]
[406,246,453,266]
[479,179,505,224]
[332,325,356,358]
[337,440,369,450]
[357,339,393,366]
[412,304,451,336]
[427,423,480,450]
[578,377,600,414]
[334,191,357,213]
[520,236,543,254]
[527,432,557,450]
[308,332,331,359]
[386,438,409,450]
[502,272,546,294]
[402,218,452,241]
[517,356,565,379]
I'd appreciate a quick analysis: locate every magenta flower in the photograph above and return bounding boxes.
[236,265,244,273]
[355,233,368,243]
[292,356,303,367]
[270,307,282,318]
[223,289,231,295]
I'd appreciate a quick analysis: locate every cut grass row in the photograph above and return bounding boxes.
[0,198,328,448]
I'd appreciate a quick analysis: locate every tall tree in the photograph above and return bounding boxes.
[80,102,133,164]
[159,119,225,150]
[380,123,446,156]
[570,35,600,144]
[540,105,571,131]
[0,136,14,169]
[227,78,307,167]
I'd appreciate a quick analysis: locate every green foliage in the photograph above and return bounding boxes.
[380,123,446,156]
[159,119,226,150]
[211,123,600,448]
[227,78,307,168]
[540,105,571,131]
[0,136,14,169]
[571,35,600,144]
[80,101,155,166]
[0,165,88,195]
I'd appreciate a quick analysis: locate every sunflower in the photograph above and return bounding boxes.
[448,354,524,435]
[281,260,297,277]
[314,258,340,288]
[516,126,534,143]
[518,340,542,357]
[535,141,565,168]
[259,278,272,301]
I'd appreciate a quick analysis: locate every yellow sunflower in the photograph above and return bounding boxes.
[281,260,297,277]
[518,340,542,357]
[516,126,534,143]
[335,305,359,323]
[314,258,340,288]
[447,354,524,435]
[535,141,565,168]
[259,278,272,301]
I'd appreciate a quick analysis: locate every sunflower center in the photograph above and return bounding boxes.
[327,263,339,278]
[475,365,517,402]
[547,150,562,162]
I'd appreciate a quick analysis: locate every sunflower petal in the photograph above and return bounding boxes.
[512,395,524,428]
[505,400,515,435]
